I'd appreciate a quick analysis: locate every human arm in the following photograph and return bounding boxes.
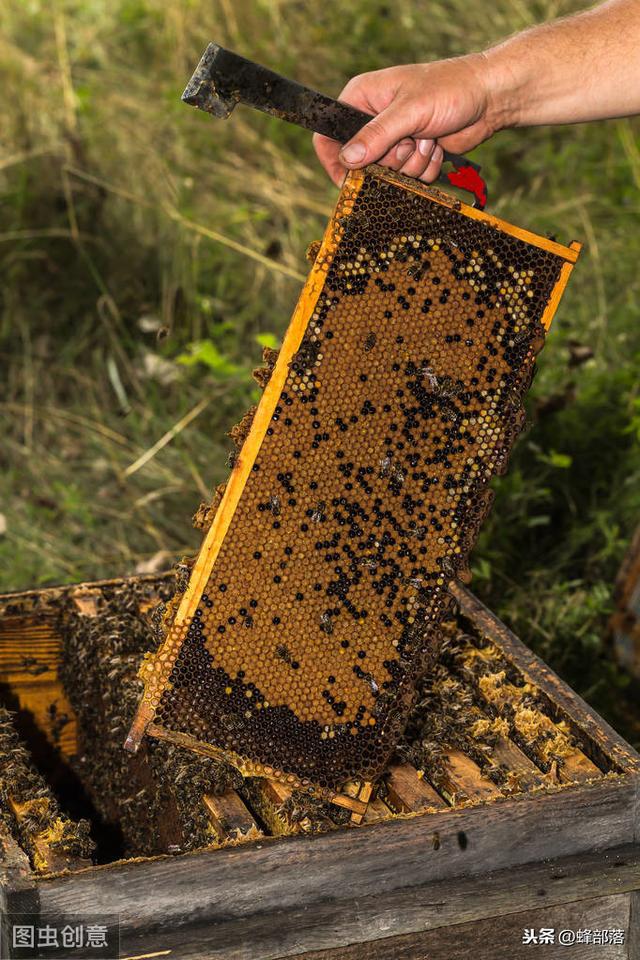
[314,0,640,185]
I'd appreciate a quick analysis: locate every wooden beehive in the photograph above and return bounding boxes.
[127,165,581,802]
[0,573,638,959]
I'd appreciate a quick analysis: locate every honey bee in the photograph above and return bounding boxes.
[174,562,191,593]
[403,575,424,589]
[512,328,531,347]
[408,263,428,282]
[439,556,457,579]
[291,334,321,371]
[311,500,326,523]
[221,713,242,732]
[363,332,377,352]
[276,644,293,664]
[20,656,48,676]
[420,364,439,389]
[502,384,522,411]
[405,525,427,540]
[268,495,281,516]
[391,464,406,485]
[357,670,380,695]
[372,692,394,718]
[379,454,405,486]
[433,375,465,400]
[320,612,334,635]
[379,453,393,477]
[440,404,460,423]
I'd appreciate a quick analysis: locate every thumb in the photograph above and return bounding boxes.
[339,98,419,167]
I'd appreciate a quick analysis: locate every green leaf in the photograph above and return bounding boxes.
[471,557,492,581]
[539,450,573,469]
[527,515,551,527]
[176,340,242,377]
[255,332,280,350]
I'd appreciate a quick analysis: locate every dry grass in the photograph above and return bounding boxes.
[1,0,640,739]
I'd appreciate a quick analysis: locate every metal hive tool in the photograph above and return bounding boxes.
[126,166,580,809]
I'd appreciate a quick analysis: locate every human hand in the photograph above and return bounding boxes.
[313,54,500,186]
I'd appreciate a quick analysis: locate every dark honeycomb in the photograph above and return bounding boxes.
[131,166,579,795]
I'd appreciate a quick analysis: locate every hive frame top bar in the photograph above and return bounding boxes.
[383,168,581,269]
[126,167,581,805]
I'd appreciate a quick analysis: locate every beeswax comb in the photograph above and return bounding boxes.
[127,166,580,807]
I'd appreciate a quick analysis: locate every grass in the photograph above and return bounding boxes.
[1,0,639,744]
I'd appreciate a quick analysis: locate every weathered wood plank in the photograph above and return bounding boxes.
[0,573,173,610]
[486,730,548,792]
[244,780,309,836]
[286,893,630,960]
[8,797,91,874]
[363,797,393,824]
[202,791,262,844]
[0,820,34,892]
[0,822,38,958]
[33,844,640,960]
[342,780,373,824]
[0,573,638,960]
[629,890,640,960]
[30,777,637,944]
[436,680,548,793]
[433,749,502,804]
[0,578,176,764]
[453,586,640,775]
[384,763,448,813]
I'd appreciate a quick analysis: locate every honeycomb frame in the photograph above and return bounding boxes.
[126,165,580,806]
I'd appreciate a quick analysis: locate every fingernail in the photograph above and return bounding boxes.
[433,144,444,161]
[396,142,414,163]
[340,142,367,164]
[418,138,433,157]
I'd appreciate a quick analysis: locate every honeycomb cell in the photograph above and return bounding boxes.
[129,165,580,795]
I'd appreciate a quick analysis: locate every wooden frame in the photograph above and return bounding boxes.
[126,168,582,805]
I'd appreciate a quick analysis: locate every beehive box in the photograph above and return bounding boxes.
[0,573,639,960]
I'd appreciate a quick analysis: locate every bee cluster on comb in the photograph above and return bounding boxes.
[0,707,95,870]
[127,165,580,801]
[57,579,243,856]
